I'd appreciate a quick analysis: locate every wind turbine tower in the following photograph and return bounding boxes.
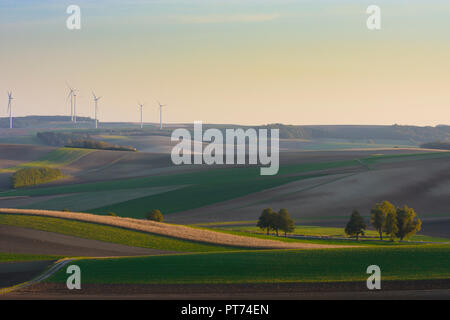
[67,86,75,122]
[73,91,78,123]
[157,101,167,130]
[138,103,145,129]
[92,92,102,129]
[7,91,13,129]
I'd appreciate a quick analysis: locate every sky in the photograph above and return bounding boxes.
[1,0,450,126]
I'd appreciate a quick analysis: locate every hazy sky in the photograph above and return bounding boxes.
[1,0,449,126]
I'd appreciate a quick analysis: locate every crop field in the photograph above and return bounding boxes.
[211,225,450,244]
[46,245,450,284]
[88,173,318,218]
[1,152,450,225]
[15,186,183,212]
[0,148,94,173]
[0,135,42,146]
[164,152,450,227]
[0,214,246,253]
[0,159,358,197]
[0,144,55,170]
[281,138,417,151]
[360,151,450,167]
[0,159,360,217]
[0,210,357,249]
[0,252,61,263]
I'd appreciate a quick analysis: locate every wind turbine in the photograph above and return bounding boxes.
[138,102,145,129]
[66,84,76,122]
[157,101,167,130]
[92,92,102,129]
[7,91,13,129]
[73,90,78,123]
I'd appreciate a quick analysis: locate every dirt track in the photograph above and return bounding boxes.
[0,209,353,249]
[0,225,175,257]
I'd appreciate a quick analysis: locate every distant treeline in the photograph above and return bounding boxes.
[0,116,94,129]
[90,128,172,137]
[195,123,450,143]
[66,139,137,152]
[258,124,450,142]
[420,141,450,150]
[37,131,92,146]
[37,132,137,151]
[3,115,450,142]
[11,167,63,188]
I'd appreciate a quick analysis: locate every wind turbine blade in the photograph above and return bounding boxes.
[66,83,75,93]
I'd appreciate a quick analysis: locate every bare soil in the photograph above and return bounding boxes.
[4,280,450,300]
[0,260,54,288]
[0,225,176,257]
[167,155,450,231]
[0,144,55,169]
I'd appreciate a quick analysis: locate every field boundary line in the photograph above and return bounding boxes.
[0,208,356,249]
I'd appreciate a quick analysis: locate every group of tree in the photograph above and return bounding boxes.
[37,131,91,146]
[345,200,422,241]
[257,208,295,236]
[65,139,137,152]
[37,132,137,152]
[370,201,422,241]
[11,167,63,188]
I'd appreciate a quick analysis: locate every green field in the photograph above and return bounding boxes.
[0,135,42,146]
[292,138,417,151]
[0,214,247,252]
[210,225,450,244]
[0,148,93,173]
[0,160,358,218]
[47,245,450,284]
[2,152,449,219]
[15,186,182,212]
[0,252,61,263]
[5,213,432,250]
[360,151,450,167]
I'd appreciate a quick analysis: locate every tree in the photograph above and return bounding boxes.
[370,201,396,240]
[146,209,164,222]
[345,210,366,241]
[383,211,398,241]
[277,208,295,236]
[395,205,421,240]
[11,167,63,188]
[257,208,276,235]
